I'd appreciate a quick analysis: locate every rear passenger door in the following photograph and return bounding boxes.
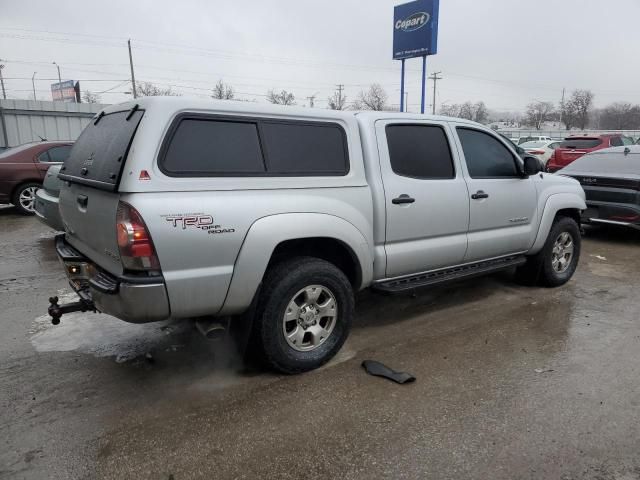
[453,126,537,262]
[377,121,469,277]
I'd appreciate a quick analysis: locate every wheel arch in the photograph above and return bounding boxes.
[529,193,586,254]
[219,213,373,316]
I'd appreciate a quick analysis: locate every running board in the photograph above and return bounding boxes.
[372,255,527,294]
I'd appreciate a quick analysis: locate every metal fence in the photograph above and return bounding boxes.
[498,129,640,140]
[0,99,106,149]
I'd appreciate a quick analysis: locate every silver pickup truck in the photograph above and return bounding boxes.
[48,97,586,373]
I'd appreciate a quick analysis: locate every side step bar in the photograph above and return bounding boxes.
[372,255,527,294]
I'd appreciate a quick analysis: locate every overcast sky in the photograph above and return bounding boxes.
[1,0,639,113]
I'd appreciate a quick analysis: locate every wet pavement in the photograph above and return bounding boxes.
[1,204,640,480]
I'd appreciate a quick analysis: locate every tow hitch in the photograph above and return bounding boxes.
[48,292,96,325]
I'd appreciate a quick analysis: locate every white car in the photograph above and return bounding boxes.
[517,135,553,145]
[520,140,561,165]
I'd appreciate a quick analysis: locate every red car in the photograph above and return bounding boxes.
[0,141,73,214]
[546,134,632,173]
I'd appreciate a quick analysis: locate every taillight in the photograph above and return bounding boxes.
[527,149,546,155]
[116,201,160,272]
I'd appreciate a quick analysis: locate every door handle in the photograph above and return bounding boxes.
[77,195,88,208]
[392,194,415,205]
[471,190,489,200]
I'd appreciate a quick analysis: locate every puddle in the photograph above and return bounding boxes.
[587,262,626,280]
[30,291,189,362]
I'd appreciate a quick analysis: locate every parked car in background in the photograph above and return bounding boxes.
[519,140,561,166]
[34,164,64,230]
[560,146,640,230]
[517,135,552,145]
[0,141,73,214]
[546,134,631,173]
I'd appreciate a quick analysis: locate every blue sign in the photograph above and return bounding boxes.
[393,0,439,60]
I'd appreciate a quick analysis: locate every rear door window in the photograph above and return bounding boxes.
[457,127,519,178]
[61,108,144,190]
[45,145,72,163]
[610,137,623,147]
[386,124,455,179]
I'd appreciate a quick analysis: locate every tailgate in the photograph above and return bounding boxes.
[58,106,144,276]
[59,184,123,275]
[555,148,587,164]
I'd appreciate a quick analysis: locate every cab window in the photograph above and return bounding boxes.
[457,128,519,178]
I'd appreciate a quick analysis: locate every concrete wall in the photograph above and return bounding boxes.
[0,99,108,148]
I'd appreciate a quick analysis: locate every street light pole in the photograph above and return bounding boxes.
[52,62,62,101]
[32,72,37,101]
[0,64,6,100]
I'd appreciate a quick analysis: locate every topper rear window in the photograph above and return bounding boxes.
[59,108,144,191]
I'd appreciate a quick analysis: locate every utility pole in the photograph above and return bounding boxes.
[558,87,565,127]
[32,72,37,100]
[128,39,137,99]
[306,93,317,108]
[336,84,344,109]
[429,71,442,115]
[0,64,6,100]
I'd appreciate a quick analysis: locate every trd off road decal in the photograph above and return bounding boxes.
[161,213,235,235]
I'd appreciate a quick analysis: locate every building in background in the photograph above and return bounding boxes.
[0,99,105,149]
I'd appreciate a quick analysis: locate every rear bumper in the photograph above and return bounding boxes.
[582,201,640,230]
[55,234,170,323]
[34,188,64,231]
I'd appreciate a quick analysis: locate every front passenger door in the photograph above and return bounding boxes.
[454,127,538,262]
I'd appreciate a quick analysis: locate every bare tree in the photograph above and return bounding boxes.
[439,101,488,123]
[439,103,461,117]
[525,101,554,130]
[136,81,179,97]
[560,100,578,130]
[570,89,594,130]
[82,90,101,104]
[267,89,296,105]
[599,102,640,130]
[212,79,234,100]
[473,101,488,123]
[327,89,347,110]
[354,84,388,111]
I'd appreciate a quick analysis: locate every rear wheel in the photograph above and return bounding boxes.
[254,256,354,374]
[12,182,41,215]
[516,216,581,287]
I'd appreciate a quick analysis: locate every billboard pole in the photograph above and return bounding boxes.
[400,59,405,113]
[420,55,427,114]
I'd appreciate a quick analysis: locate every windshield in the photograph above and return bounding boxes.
[563,151,640,175]
[521,141,546,148]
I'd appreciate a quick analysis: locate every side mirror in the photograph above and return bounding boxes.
[523,156,543,176]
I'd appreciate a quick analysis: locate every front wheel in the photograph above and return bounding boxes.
[517,216,581,287]
[254,256,354,374]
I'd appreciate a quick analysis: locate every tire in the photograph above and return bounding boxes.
[254,256,354,374]
[11,182,41,215]
[516,216,581,287]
